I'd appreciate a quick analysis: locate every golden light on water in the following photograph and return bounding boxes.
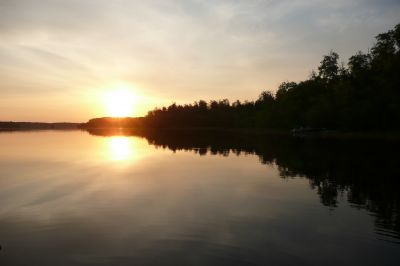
[108,137,133,161]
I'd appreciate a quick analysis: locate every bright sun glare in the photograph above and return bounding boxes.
[108,137,132,161]
[105,88,136,117]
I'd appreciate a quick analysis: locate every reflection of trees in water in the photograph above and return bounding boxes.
[87,128,400,241]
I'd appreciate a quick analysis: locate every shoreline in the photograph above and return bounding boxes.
[81,126,400,141]
[1,122,399,141]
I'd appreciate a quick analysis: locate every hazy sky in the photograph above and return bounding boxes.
[0,0,399,122]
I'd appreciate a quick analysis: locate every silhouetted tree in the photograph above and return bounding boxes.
[318,51,339,80]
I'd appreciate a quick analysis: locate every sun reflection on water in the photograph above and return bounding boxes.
[108,136,133,161]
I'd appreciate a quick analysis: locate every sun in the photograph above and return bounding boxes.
[105,88,136,117]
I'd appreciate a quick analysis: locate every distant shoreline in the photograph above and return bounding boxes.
[0,121,81,130]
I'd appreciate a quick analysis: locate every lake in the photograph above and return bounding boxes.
[0,129,399,265]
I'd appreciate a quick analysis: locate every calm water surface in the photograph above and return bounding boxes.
[0,130,399,265]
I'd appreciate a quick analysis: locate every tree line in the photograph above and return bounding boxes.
[84,23,400,131]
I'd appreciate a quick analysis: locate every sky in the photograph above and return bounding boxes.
[0,0,399,122]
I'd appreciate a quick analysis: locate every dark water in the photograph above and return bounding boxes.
[0,129,399,265]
